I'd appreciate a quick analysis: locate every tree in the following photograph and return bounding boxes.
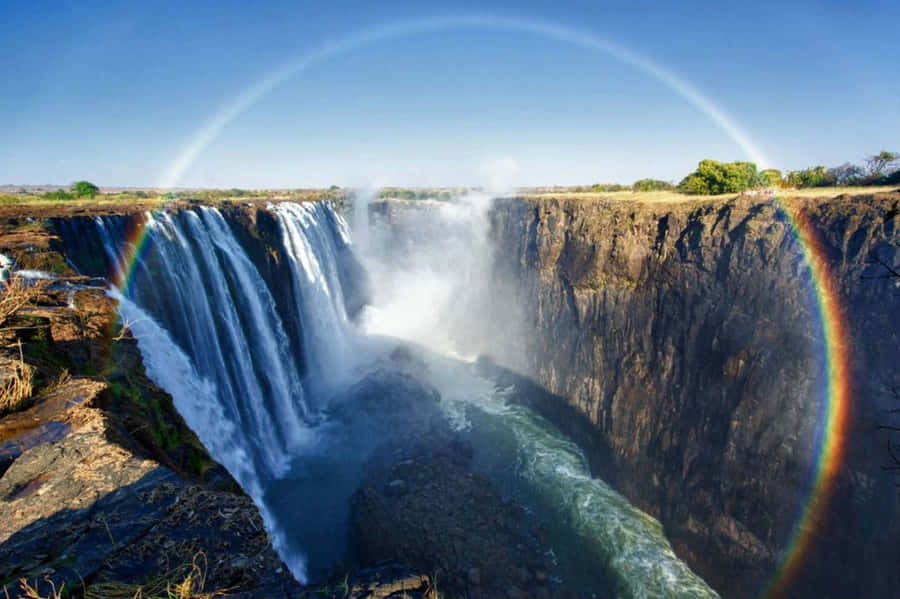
[632,178,674,192]
[828,163,866,186]
[677,159,764,195]
[865,151,900,179]
[71,181,99,197]
[760,169,785,187]
[785,166,836,188]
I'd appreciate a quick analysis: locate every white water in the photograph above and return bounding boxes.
[274,201,360,393]
[112,291,305,582]
[82,199,719,596]
[428,357,718,599]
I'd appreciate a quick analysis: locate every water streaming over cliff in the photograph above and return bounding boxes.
[55,200,719,598]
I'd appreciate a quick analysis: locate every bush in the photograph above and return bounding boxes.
[589,183,629,192]
[678,159,764,195]
[632,179,674,192]
[760,169,784,187]
[785,166,836,188]
[72,180,99,197]
[42,190,73,201]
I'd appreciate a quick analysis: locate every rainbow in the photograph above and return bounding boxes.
[109,211,156,298]
[143,13,852,599]
[757,197,852,599]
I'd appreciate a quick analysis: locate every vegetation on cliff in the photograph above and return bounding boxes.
[676,150,900,195]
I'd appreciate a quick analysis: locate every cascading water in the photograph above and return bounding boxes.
[57,199,719,598]
[274,202,359,391]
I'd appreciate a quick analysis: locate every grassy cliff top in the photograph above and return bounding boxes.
[0,188,345,218]
[520,185,900,204]
[0,185,896,219]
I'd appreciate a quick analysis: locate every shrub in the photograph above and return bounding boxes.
[678,159,764,195]
[632,179,674,192]
[72,180,99,197]
[760,169,785,187]
[785,166,836,188]
[42,190,73,201]
[589,183,629,192]
[0,341,34,416]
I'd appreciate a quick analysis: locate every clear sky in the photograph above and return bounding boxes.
[1,0,898,188]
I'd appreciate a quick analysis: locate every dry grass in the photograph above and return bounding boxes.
[83,552,226,599]
[0,275,48,328]
[5,577,66,599]
[0,340,34,415]
[0,274,47,415]
[522,185,899,204]
[0,194,164,208]
[771,185,899,198]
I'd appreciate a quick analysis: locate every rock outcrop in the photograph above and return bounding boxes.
[351,430,556,599]
[481,191,900,599]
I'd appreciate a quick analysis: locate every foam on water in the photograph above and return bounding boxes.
[423,355,719,599]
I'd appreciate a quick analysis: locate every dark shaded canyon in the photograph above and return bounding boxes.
[467,192,900,599]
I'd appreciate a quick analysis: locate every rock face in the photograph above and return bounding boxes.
[481,192,900,599]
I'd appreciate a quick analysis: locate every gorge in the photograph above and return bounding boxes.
[1,189,898,599]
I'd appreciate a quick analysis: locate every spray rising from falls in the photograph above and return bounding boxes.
[356,193,719,598]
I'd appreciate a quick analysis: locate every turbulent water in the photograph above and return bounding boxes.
[62,199,718,598]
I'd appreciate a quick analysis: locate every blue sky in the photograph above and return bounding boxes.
[1,0,898,188]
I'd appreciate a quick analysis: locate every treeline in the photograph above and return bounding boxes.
[566,179,676,194]
[676,150,900,195]
[377,187,469,200]
[40,180,100,200]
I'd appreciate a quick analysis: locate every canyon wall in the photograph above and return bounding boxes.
[483,192,900,599]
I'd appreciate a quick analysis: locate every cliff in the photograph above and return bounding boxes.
[483,191,900,598]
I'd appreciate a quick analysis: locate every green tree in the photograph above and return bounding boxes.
[677,159,763,195]
[785,166,836,188]
[632,178,674,192]
[760,169,784,187]
[71,180,99,197]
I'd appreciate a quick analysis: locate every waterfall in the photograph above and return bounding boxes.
[62,202,362,583]
[92,208,313,477]
[57,199,720,596]
[273,202,359,392]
